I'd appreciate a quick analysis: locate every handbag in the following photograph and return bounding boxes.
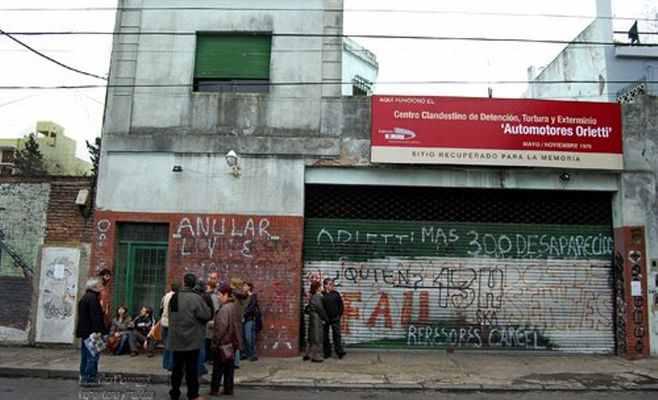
[219,342,235,360]
[148,320,162,342]
[106,335,120,354]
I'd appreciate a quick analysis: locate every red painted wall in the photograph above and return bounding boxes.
[614,226,650,359]
[92,211,303,357]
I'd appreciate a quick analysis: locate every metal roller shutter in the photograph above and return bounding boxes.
[302,185,615,353]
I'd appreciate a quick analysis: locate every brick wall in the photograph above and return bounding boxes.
[0,177,94,344]
[45,179,94,244]
[92,211,304,357]
[0,277,33,331]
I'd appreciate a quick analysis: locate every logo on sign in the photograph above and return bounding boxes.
[382,127,416,141]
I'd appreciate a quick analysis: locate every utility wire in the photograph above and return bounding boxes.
[3,31,657,47]
[0,6,657,23]
[0,80,655,91]
[0,27,108,81]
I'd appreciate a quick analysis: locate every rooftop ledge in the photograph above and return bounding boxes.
[615,45,658,59]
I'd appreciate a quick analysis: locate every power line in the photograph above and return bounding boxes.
[0,6,656,23]
[0,79,655,91]
[3,31,658,47]
[613,30,658,35]
[0,26,108,81]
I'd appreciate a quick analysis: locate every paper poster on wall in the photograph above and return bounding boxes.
[631,281,642,297]
[35,247,80,343]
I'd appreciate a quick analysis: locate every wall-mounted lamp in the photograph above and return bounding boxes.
[172,165,183,173]
[75,188,92,218]
[559,172,570,182]
[225,150,241,177]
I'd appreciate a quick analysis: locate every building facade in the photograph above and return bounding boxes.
[0,121,92,176]
[342,38,379,96]
[96,0,658,358]
[526,0,658,102]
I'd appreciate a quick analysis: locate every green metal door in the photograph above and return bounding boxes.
[114,243,168,316]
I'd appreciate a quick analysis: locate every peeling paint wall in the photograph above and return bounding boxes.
[616,96,658,355]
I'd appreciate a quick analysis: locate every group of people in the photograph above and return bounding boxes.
[76,270,261,400]
[304,278,346,362]
[107,304,156,357]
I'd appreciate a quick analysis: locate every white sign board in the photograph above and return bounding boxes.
[35,247,81,343]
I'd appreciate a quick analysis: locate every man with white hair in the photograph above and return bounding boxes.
[75,277,108,386]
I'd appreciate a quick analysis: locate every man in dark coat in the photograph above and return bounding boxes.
[76,278,108,386]
[322,278,346,359]
[167,272,212,400]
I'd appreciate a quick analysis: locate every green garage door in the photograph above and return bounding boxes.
[302,185,615,353]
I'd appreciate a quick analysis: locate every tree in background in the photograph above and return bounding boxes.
[86,137,100,184]
[14,133,46,177]
[84,137,101,217]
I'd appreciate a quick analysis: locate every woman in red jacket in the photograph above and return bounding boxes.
[209,283,243,396]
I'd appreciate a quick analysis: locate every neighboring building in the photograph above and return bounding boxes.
[0,121,92,176]
[342,38,379,96]
[526,0,658,102]
[0,176,94,344]
[0,140,19,176]
[96,0,658,359]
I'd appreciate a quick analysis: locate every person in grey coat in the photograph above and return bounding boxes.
[303,281,329,363]
[167,272,212,400]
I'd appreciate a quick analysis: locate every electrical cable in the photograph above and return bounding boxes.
[0,79,655,90]
[0,6,656,23]
[0,26,108,81]
[3,31,657,47]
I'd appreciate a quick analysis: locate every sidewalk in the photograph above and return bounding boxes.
[1,346,658,391]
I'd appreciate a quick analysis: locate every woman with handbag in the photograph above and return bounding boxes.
[209,283,243,396]
[303,281,329,363]
[109,305,133,355]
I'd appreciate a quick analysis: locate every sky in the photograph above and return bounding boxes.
[0,0,655,161]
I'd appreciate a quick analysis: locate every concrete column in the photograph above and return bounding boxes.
[321,0,344,97]
[102,0,143,136]
[613,96,658,355]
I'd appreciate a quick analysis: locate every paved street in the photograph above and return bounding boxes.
[0,378,656,400]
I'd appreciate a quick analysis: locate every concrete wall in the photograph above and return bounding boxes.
[97,153,304,216]
[104,0,344,136]
[341,38,379,96]
[526,21,609,101]
[0,182,48,342]
[613,96,658,355]
[0,178,94,344]
[527,0,658,101]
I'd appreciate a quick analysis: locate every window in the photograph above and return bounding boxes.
[194,33,271,93]
[352,75,373,96]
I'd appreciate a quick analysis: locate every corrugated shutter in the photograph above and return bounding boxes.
[302,186,615,353]
[194,34,271,80]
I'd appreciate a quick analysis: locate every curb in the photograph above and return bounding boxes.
[2,368,658,392]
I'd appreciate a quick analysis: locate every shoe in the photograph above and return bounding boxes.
[130,352,138,357]
[147,352,154,358]
[302,356,310,361]
[323,354,331,359]
[338,352,346,359]
[208,390,219,396]
[249,356,258,362]
[311,359,324,363]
